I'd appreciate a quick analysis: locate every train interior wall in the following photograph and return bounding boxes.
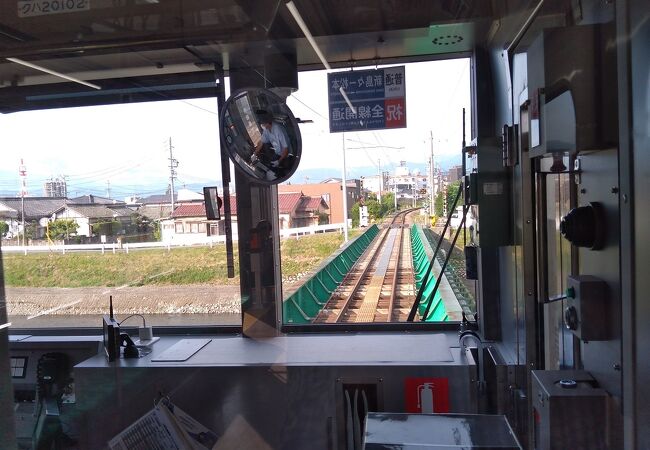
[0,0,649,448]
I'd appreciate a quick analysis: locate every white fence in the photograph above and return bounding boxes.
[1,223,346,254]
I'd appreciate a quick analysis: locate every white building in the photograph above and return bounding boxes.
[43,178,67,197]
[387,162,427,205]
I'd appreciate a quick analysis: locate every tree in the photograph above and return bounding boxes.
[380,192,395,215]
[446,180,462,212]
[434,191,444,217]
[366,199,382,220]
[0,221,8,237]
[152,221,162,241]
[127,213,151,236]
[434,180,463,219]
[317,211,329,225]
[48,219,79,240]
[350,202,360,228]
[25,220,40,241]
[91,219,120,236]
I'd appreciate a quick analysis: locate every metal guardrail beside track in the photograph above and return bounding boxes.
[283,224,380,324]
[410,225,448,321]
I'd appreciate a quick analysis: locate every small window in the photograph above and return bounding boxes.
[10,357,28,378]
[175,223,184,233]
[190,223,199,233]
[198,223,206,233]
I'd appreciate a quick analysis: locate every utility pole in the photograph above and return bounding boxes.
[18,159,27,247]
[429,131,436,216]
[106,180,111,199]
[168,137,179,212]
[377,157,382,203]
[341,133,349,243]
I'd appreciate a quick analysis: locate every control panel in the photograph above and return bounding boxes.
[564,275,609,341]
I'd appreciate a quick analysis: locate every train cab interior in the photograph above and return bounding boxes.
[0,0,649,448]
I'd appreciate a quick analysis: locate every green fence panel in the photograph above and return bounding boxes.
[283,225,380,323]
[409,225,448,322]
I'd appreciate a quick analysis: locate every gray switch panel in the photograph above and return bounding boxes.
[565,275,609,341]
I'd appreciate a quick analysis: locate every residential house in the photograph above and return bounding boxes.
[280,192,330,228]
[278,178,360,224]
[53,204,136,237]
[160,192,328,243]
[161,197,238,244]
[0,197,67,240]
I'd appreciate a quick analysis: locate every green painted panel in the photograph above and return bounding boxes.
[409,225,448,322]
[283,225,380,323]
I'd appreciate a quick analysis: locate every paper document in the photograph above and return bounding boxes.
[109,399,218,450]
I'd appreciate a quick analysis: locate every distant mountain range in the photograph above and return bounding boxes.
[0,154,461,198]
[289,153,462,184]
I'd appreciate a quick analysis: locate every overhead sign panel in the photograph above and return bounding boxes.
[328,66,406,133]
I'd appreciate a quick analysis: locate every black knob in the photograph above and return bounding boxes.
[560,202,606,250]
[564,306,579,331]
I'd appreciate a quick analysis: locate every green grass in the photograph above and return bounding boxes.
[280,232,346,277]
[2,232,351,288]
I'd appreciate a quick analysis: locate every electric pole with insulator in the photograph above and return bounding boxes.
[168,137,179,212]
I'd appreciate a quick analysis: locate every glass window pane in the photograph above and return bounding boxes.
[1,99,241,328]
[281,58,472,326]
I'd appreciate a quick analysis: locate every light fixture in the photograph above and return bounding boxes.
[285,1,331,70]
[6,57,101,90]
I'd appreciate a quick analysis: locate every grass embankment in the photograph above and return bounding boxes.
[2,232,349,288]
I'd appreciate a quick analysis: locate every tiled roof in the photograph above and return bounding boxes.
[65,204,134,219]
[137,205,173,220]
[300,196,327,211]
[140,193,177,205]
[278,192,303,214]
[171,197,237,218]
[171,203,205,218]
[108,206,137,216]
[0,207,18,219]
[69,195,123,205]
[221,196,237,216]
[169,194,315,218]
[0,197,66,219]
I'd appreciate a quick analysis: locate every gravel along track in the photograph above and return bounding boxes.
[6,285,243,317]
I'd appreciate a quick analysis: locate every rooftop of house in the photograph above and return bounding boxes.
[0,197,66,219]
[69,194,124,205]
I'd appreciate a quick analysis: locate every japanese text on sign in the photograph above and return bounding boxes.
[328,66,406,133]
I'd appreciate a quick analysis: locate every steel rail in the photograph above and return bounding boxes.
[314,226,391,323]
[386,214,406,322]
[314,208,418,323]
[336,210,411,323]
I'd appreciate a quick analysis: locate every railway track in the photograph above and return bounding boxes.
[313,209,419,323]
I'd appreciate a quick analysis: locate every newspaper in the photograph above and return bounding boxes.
[108,400,218,450]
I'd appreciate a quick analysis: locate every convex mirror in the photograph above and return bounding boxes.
[221,88,302,184]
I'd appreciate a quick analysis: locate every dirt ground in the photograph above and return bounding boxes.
[4,279,307,317]
[5,285,243,317]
